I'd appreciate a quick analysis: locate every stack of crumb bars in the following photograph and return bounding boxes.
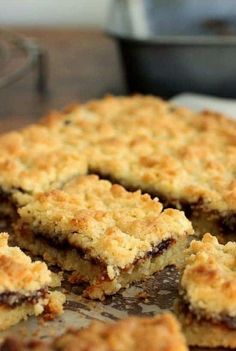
[0,95,236,349]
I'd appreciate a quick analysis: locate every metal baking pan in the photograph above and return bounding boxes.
[107,0,236,98]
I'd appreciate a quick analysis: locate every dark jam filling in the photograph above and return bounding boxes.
[145,238,175,259]
[129,238,176,269]
[180,298,236,330]
[220,213,236,234]
[33,232,175,270]
[0,193,17,221]
[33,232,104,266]
[0,288,47,307]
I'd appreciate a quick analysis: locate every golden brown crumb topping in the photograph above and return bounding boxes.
[181,233,236,318]
[0,124,87,205]
[0,233,51,294]
[53,313,187,351]
[18,175,193,277]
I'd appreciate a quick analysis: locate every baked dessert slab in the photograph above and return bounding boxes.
[0,313,188,351]
[177,233,236,348]
[0,123,88,224]
[0,233,65,331]
[15,175,194,300]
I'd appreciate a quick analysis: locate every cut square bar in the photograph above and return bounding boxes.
[0,124,87,223]
[0,233,65,330]
[15,175,193,300]
[0,313,188,351]
[177,233,236,348]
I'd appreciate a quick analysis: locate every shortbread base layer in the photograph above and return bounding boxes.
[0,302,44,331]
[178,312,236,348]
[14,228,189,300]
[175,299,236,348]
[0,291,65,331]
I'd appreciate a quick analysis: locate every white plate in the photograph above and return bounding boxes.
[171,92,236,120]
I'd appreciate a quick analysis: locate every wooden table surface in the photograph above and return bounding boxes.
[0,28,126,133]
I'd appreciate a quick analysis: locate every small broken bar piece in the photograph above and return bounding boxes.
[0,313,188,351]
[0,123,87,224]
[177,233,236,348]
[14,175,194,300]
[0,233,65,331]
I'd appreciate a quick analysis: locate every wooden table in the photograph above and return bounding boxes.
[0,28,126,133]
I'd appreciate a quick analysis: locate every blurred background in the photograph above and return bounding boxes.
[0,0,110,27]
[0,0,121,132]
[1,0,236,131]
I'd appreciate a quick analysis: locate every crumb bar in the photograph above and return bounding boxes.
[0,124,87,223]
[177,233,236,348]
[14,175,193,300]
[49,95,235,237]
[0,313,188,351]
[0,233,65,330]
